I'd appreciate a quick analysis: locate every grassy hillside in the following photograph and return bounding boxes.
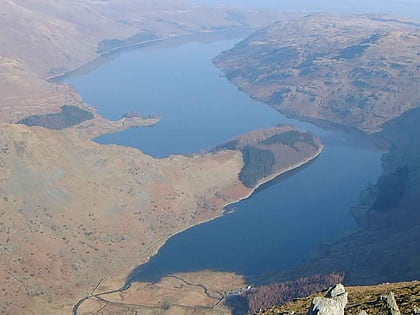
[0,124,251,314]
[214,14,420,132]
[259,281,420,315]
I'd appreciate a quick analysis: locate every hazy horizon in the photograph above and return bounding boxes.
[189,0,420,19]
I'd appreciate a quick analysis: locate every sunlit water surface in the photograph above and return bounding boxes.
[65,34,383,281]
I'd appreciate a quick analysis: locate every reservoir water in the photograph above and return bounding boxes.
[65,32,383,282]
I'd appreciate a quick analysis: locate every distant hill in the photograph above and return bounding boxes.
[215,14,420,312]
[214,14,420,132]
[0,0,280,125]
[0,0,277,78]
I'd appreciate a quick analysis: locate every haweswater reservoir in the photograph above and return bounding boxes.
[65,32,383,282]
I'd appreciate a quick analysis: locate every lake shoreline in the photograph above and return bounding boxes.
[214,65,388,146]
[47,27,252,83]
[73,144,324,313]
[126,144,325,284]
[66,33,381,314]
[223,144,324,210]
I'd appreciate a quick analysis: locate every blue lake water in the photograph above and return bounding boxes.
[65,33,383,282]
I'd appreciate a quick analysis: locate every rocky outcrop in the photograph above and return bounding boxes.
[307,286,404,315]
[242,273,344,315]
[259,282,420,315]
[308,284,348,315]
[384,292,401,315]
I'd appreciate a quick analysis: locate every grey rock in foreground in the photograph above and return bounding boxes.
[308,284,348,315]
[385,292,401,315]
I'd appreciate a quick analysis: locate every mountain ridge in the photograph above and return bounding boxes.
[214,14,420,133]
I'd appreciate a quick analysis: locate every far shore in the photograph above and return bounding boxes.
[46,27,252,83]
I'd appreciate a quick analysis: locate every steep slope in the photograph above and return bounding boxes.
[250,107,420,290]
[0,124,321,314]
[1,0,275,77]
[0,123,246,314]
[0,57,87,123]
[213,14,420,311]
[295,107,420,285]
[215,14,420,132]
